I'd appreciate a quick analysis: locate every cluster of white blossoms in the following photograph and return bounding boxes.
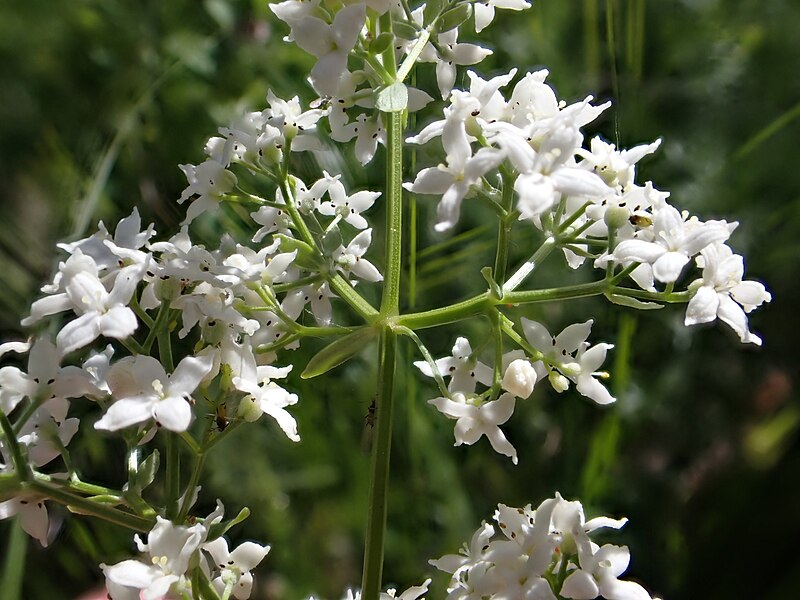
[405,67,770,342]
[102,503,270,600]
[415,319,614,464]
[0,0,772,597]
[432,493,659,600]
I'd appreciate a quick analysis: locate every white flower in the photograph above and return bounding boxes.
[0,493,50,547]
[272,3,366,96]
[419,29,493,99]
[405,144,503,232]
[318,179,380,230]
[684,242,771,345]
[521,319,616,405]
[265,89,326,152]
[333,229,384,282]
[234,364,300,442]
[57,207,156,274]
[0,337,100,414]
[202,537,271,600]
[414,336,493,394]
[95,354,214,432]
[102,516,206,600]
[611,203,734,284]
[429,391,519,464]
[281,282,335,326]
[178,158,237,225]
[561,544,653,600]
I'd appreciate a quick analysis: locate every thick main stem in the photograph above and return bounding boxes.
[361,328,397,599]
[361,91,404,599]
[380,111,404,317]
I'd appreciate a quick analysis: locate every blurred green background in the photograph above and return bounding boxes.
[1,0,799,598]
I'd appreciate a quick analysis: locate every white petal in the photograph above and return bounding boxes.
[56,313,101,355]
[95,399,154,431]
[350,258,383,282]
[613,240,666,264]
[652,251,690,283]
[684,286,720,326]
[521,319,553,351]
[555,320,593,353]
[405,167,454,195]
[98,306,138,340]
[561,570,599,599]
[153,397,193,431]
[169,354,215,397]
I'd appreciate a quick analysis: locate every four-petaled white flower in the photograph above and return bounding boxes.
[102,516,206,600]
[429,391,519,464]
[95,354,214,432]
[202,537,271,600]
[333,229,384,282]
[685,242,771,345]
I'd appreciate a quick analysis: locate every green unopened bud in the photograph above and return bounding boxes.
[604,206,630,231]
[438,4,471,32]
[237,396,263,422]
[394,21,418,40]
[371,32,394,54]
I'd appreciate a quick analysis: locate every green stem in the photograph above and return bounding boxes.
[279,178,379,322]
[165,433,180,521]
[381,110,405,317]
[502,235,558,292]
[493,170,516,286]
[0,412,29,482]
[396,326,449,397]
[28,477,154,532]
[397,280,620,330]
[143,297,172,354]
[360,328,397,599]
[397,29,431,82]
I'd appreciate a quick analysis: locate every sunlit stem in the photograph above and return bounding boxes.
[502,235,558,293]
[397,29,430,82]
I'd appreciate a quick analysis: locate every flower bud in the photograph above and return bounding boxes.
[237,396,263,422]
[502,359,537,399]
[604,206,629,231]
[548,371,570,393]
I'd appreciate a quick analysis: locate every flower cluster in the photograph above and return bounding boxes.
[432,493,658,600]
[0,0,773,597]
[102,503,270,600]
[415,318,614,464]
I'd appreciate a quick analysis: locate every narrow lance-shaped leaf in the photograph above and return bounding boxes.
[301,327,377,379]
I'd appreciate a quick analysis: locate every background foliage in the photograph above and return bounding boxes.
[1,0,798,598]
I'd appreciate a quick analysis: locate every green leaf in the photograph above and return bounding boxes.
[275,234,321,270]
[375,82,409,113]
[605,293,664,310]
[438,4,472,32]
[322,224,343,255]
[301,328,377,379]
[393,21,419,40]
[424,0,443,25]
[135,449,160,491]
[371,32,395,54]
[480,266,502,299]
[206,506,251,542]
